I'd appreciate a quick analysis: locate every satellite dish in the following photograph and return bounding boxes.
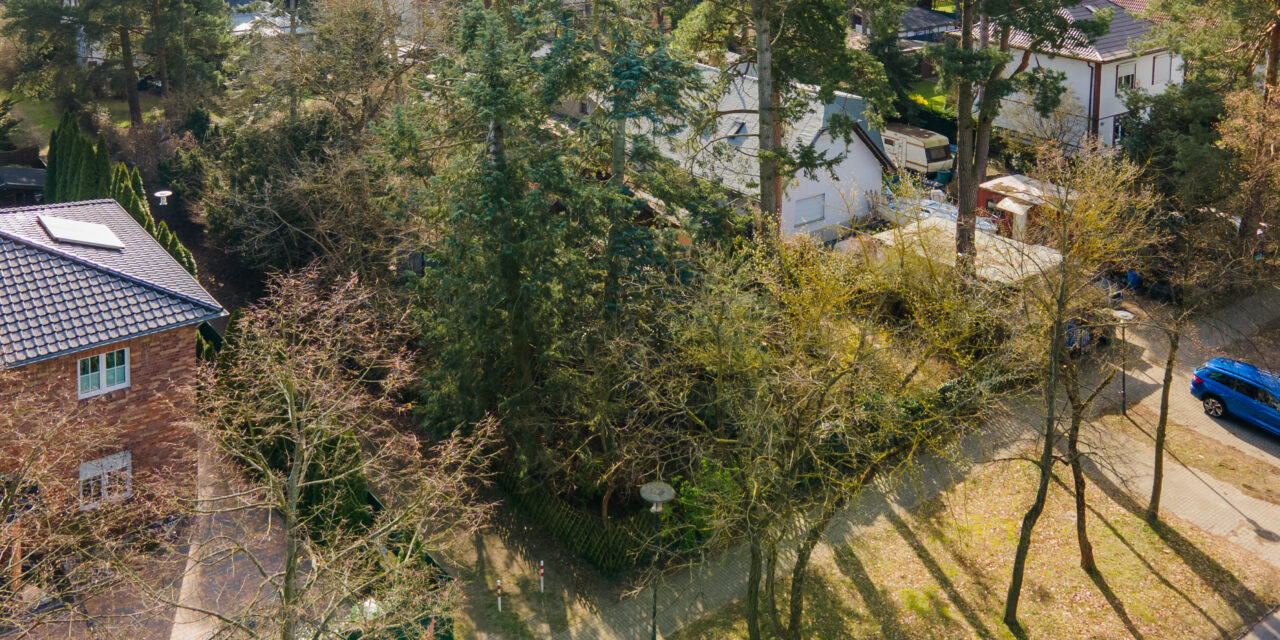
[154,189,174,206]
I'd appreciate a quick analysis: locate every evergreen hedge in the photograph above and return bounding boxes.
[45,113,199,276]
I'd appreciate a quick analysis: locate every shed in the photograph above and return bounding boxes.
[838,216,1061,285]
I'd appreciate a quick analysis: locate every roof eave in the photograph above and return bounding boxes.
[0,310,227,370]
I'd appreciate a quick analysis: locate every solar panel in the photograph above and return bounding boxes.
[37,215,125,250]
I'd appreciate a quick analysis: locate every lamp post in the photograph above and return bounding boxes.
[640,480,675,640]
[1112,309,1135,416]
[153,189,173,206]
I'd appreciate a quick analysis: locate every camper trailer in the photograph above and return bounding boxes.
[880,123,952,176]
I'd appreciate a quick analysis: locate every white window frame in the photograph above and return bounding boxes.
[77,348,130,400]
[1116,63,1136,92]
[79,451,132,510]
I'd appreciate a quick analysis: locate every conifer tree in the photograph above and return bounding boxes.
[88,134,112,198]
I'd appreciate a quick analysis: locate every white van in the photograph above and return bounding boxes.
[880,123,953,176]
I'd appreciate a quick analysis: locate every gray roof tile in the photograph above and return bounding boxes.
[973,0,1157,62]
[0,199,225,367]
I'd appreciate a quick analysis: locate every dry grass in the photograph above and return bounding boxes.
[674,460,1280,640]
[1101,405,1280,507]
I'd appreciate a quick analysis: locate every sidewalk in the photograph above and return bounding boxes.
[548,402,1040,640]
[517,284,1280,640]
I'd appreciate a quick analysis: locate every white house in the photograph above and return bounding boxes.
[650,65,895,241]
[988,0,1183,147]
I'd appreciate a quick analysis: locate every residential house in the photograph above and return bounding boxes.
[852,6,957,42]
[648,65,895,241]
[0,168,44,208]
[0,199,226,511]
[986,0,1183,147]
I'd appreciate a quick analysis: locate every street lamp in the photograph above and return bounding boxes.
[1112,309,1135,416]
[640,480,675,640]
[153,189,173,206]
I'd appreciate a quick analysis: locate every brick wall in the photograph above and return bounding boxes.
[1,326,199,485]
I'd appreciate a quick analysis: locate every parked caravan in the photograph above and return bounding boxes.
[880,123,953,175]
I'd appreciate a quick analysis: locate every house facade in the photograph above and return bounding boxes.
[1,199,225,510]
[990,0,1183,147]
[649,65,895,240]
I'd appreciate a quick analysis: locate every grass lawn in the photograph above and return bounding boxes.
[909,80,949,113]
[1,89,59,151]
[674,459,1280,640]
[933,1,957,13]
[1,89,165,152]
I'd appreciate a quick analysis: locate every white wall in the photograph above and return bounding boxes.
[780,132,883,236]
[996,49,1184,147]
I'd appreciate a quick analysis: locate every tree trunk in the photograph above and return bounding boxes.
[119,27,142,126]
[781,502,840,640]
[746,534,763,640]
[752,0,780,239]
[281,424,304,640]
[610,117,626,186]
[1265,10,1279,103]
[1004,316,1065,629]
[151,0,170,97]
[764,540,785,635]
[1067,407,1096,573]
[1147,329,1181,520]
[953,0,977,271]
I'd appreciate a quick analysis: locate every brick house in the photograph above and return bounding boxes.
[0,199,226,511]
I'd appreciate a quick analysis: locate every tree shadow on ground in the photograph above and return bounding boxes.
[830,544,910,640]
[1087,464,1272,622]
[1050,474,1231,637]
[1090,569,1145,640]
[880,503,996,640]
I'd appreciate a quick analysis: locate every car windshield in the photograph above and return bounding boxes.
[926,145,951,162]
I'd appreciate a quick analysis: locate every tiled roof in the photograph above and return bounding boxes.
[978,0,1157,62]
[900,7,956,34]
[0,199,225,367]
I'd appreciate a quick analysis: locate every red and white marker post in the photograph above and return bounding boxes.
[497,579,502,612]
[539,561,545,593]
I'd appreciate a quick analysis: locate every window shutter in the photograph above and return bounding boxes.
[794,194,826,227]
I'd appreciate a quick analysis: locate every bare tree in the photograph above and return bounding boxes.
[147,270,495,640]
[635,242,997,640]
[1001,144,1158,629]
[0,371,190,637]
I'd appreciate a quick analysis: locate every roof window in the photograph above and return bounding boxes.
[37,215,124,250]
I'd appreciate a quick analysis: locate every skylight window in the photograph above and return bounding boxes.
[37,215,124,250]
[728,121,749,147]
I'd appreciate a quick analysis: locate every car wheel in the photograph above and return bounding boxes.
[1203,396,1226,418]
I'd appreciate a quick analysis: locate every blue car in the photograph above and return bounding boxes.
[1190,358,1280,433]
